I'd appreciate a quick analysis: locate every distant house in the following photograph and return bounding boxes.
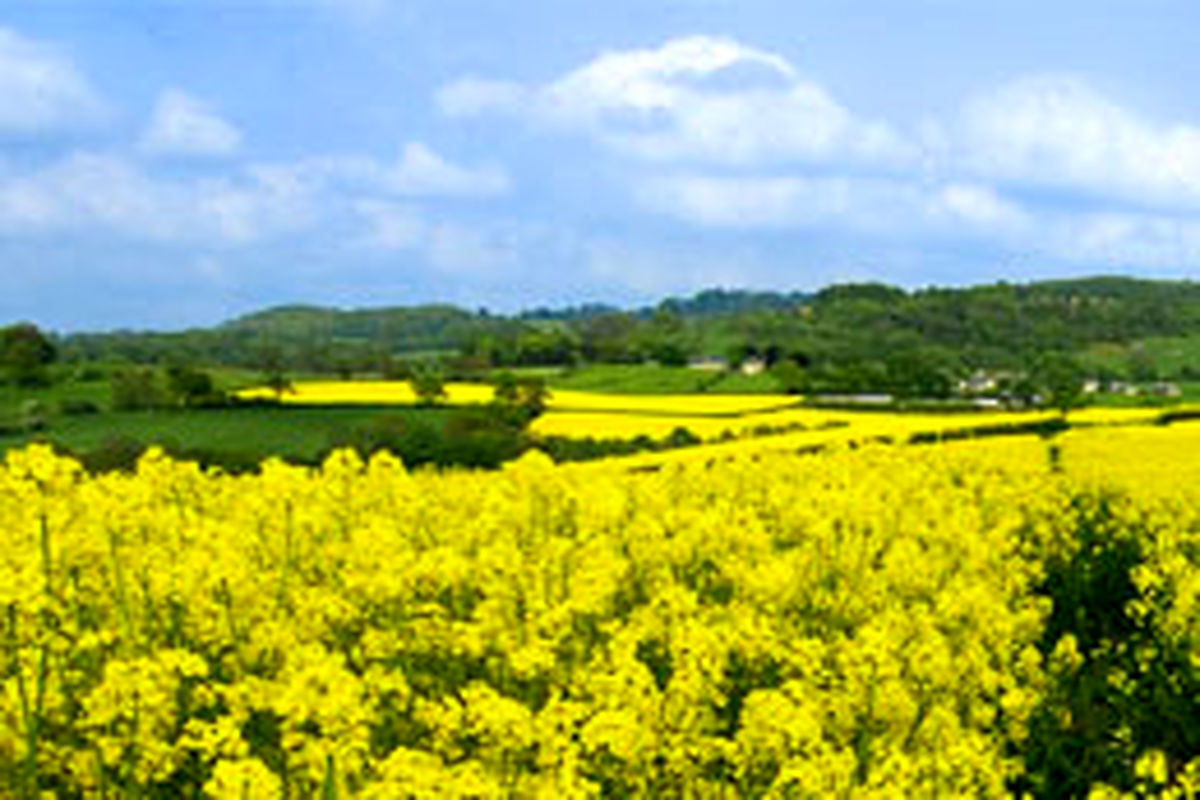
[687,356,729,372]
[957,370,998,395]
[813,393,894,406]
[1106,381,1141,396]
[740,357,767,376]
[1150,382,1182,398]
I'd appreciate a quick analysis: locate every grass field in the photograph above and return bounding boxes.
[1078,334,1200,380]
[0,405,448,462]
[543,363,781,394]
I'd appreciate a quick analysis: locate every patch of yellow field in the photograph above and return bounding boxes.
[237,380,496,405]
[238,380,798,416]
[543,390,799,416]
[1057,421,1200,495]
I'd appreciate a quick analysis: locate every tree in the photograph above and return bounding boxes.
[1029,352,1086,415]
[256,345,293,401]
[111,368,166,411]
[1,323,56,387]
[411,367,447,407]
[771,359,808,395]
[166,365,223,407]
[490,371,549,423]
[263,371,294,402]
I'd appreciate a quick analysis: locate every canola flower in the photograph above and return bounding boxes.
[3,424,1200,797]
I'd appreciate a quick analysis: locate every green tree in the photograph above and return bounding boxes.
[411,367,447,407]
[1030,353,1086,415]
[166,365,223,407]
[1,323,57,387]
[111,368,166,411]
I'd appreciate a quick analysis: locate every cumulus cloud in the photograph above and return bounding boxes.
[440,35,911,167]
[141,89,243,157]
[956,74,1200,208]
[0,28,105,134]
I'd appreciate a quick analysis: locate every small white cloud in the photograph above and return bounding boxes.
[928,183,1029,231]
[350,200,517,276]
[354,199,426,250]
[0,27,105,134]
[141,89,242,158]
[426,222,518,275]
[585,238,751,295]
[635,173,938,234]
[270,142,510,199]
[386,142,509,196]
[440,35,911,168]
[958,75,1200,208]
[635,174,820,228]
[635,172,1038,244]
[437,77,528,117]
[1041,211,1200,269]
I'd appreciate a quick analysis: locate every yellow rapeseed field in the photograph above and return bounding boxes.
[237,381,497,406]
[4,420,1200,797]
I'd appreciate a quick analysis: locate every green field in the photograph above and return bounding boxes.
[0,405,451,462]
[543,363,780,394]
[1078,334,1200,380]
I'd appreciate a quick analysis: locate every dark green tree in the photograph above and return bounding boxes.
[411,367,447,407]
[1030,353,1086,415]
[1,323,57,387]
[111,368,166,411]
[166,365,222,407]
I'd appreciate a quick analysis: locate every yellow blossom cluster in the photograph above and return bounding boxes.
[3,423,1200,796]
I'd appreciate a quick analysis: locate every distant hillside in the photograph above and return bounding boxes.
[222,303,511,354]
[53,277,1200,386]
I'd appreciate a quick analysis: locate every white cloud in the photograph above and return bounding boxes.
[265,142,510,199]
[1040,211,1200,269]
[585,238,748,294]
[352,199,518,276]
[437,77,528,118]
[636,173,1028,237]
[385,142,509,196]
[141,89,242,157]
[926,183,1029,231]
[0,152,313,244]
[957,74,1200,208]
[440,35,910,168]
[635,174,835,228]
[0,28,105,134]
[0,137,507,254]
[354,199,426,250]
[426,222,518,275]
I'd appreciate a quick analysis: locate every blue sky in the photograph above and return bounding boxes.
[2,1,1199,330]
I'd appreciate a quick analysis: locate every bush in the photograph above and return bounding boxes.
[59,398,101,416]
[328,406,530,470]
[111,367,166,411]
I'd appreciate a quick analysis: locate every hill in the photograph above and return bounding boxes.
[47,276,1200,390]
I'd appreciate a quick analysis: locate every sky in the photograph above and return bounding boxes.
[1,1,1200,331]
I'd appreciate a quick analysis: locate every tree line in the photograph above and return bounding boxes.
[10,276,1200,401]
